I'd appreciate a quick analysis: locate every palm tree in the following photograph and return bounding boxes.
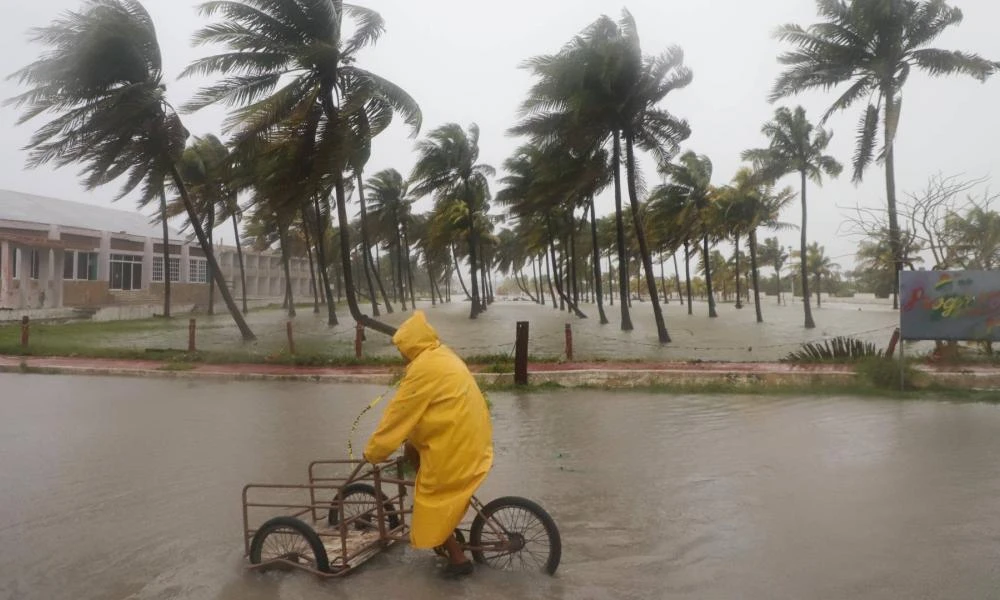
[184,0,421,336]
[759,237,790,305]
[410,123,494,319]
[726,168,796,323]
[514,11,691,341]
[943,206,1000,270]
[742,107,842,329]
[771,0,999,308]
[649,186,698,315]
[656,151,721,318]
[803,243,839,308]
[366,168,414,311]
[8,0,255,339]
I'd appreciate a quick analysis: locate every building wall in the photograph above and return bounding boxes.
[149,282,210,307]
[0,219,312,313]
[63,281,114,307]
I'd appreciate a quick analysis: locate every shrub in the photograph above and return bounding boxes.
[856,357,918,391]
[782,336,885,364]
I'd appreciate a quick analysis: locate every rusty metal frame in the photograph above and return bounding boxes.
[242,457,520,579]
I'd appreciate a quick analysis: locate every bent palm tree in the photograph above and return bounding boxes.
[742,107,842,329]
[771,0,999,308]
[410,123,494,319]
[185,0,421,336]
[7,0,255,339]
[656,151,721,318]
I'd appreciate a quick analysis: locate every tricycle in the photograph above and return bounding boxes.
[241,456,561,578]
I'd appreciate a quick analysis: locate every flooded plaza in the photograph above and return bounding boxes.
[2,374,999,599]
[69,297,905,362]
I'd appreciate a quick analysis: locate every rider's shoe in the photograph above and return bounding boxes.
[442,560,474,578]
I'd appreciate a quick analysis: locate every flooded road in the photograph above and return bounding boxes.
[2,374,999,599]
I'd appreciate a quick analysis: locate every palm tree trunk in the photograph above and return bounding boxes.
[452,245,472,301]
[569,216,579,305]
[333,175,394,336]
[607,253,614,306]
[750,229,763,324]
[548,237,586,318]
[278,225,296,318]
[734,234,743,309]
[207,207,215,316]
[167,165,255,340]
[159,189,171,319]
[312,195,339,326]
[356,171,390,316]
[659,253,668,303]
[703,233,718,318]
[302,216,320,314]
[684,242,693,315]
[672,252,684,305]
[544,248,557,308]
[465,205,481,320]
[231,210,248,314]
[479,243,489,311]
[404,226,416,309]
[815,274,822,308]
[532,255,543,304]
[588,197,609,324]
[800,170,816,329]
[776,265,783,305]
[395,236,407,311]
[884,87,902,311]
[612,134,634,331]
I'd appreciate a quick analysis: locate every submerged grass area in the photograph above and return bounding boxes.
[479,380,1000,402]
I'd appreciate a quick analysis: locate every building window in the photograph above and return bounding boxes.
[77,252,98,281]
[29,250,40,280]
[189,258,209,284]
[152,256,180,283]
[63,252,75,280]
[109,253,143,291]
[11,248,18,279]
[63,251,99,281]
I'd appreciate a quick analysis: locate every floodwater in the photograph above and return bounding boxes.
[3,375,999,600]
[82,297,905,362]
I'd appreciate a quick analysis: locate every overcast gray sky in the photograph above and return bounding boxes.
[2,1,999,268]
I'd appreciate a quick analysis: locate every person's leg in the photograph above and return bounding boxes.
[443,534,468,565]
[441,533,473,577]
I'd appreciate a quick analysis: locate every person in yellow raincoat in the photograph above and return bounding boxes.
[364,310,493,577]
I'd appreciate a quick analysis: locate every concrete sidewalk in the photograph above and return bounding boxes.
[1,355,996,389]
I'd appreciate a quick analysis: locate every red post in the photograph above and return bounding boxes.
[355,322,364,359]
[564,323,573,361]
[886,327,900,359]
[20,316,29,348]
[286,321,296,355]
[188,318,196,353]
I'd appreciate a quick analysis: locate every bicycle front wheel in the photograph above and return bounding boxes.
[469,496,561,575]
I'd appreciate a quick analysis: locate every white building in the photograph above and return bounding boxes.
[0,190,312,313]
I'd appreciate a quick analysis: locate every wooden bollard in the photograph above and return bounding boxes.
[355,322,364,359]
[188,318,196,353]
[886,327,901,359]
[514,321,529,386]
[564,323,573,361]
[286,321,296,355]
[20,316,29,348]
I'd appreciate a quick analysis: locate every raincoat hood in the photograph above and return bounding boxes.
[392,310,441,361]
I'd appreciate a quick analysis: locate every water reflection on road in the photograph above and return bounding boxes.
[1,375,998,599]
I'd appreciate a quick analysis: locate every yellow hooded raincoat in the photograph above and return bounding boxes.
[364,311,493,549]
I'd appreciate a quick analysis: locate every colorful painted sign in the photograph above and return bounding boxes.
[899,270,1000,341]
